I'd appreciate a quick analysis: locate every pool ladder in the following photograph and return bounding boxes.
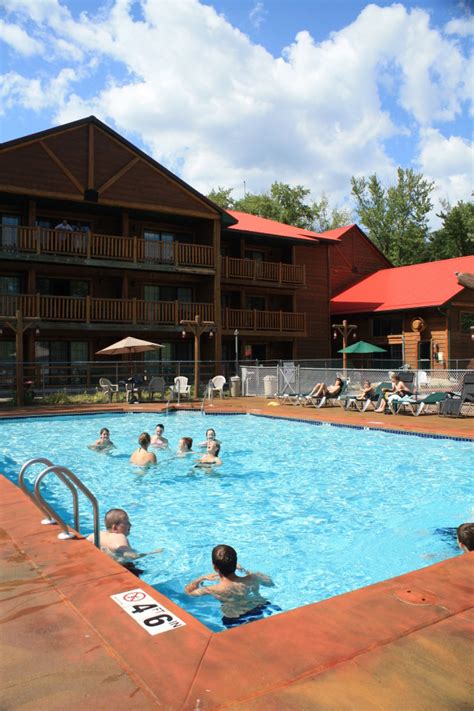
[18,457,100,548]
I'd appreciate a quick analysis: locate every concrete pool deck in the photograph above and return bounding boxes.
[1,400,473,709]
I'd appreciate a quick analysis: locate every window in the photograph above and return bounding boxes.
[460,312,474,333]
[244,250,265,262]
[144,231,174,262]
[35,341,89,386]
[221,292,240,308]
[1,214,20,249]
[37,277,89,297]
[0,340,16,363]
[143,285,193,302]
[372,315,403,337]
[0,276,21,294]
[246,296,266,311]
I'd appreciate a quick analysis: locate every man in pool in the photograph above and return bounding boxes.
[457,523,474,552]
[184,544,277,628]
[151,423,169,448]
[86,508,163,569]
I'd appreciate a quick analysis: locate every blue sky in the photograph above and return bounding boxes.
[0,0,472,225]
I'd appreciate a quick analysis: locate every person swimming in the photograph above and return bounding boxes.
[88,427,115,452]
[130,432,157,467]
[198,428,221,448]
[195,440,222,467]
[150,423,169,449]
[184,544,277,628]
[176,437,194,456]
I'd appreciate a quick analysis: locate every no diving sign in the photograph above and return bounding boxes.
[111,588,186,636]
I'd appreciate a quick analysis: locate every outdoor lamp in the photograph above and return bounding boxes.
[333,331,337,340]
[181,329,186,338]
[35,328,40,335]
[208,329,214,338]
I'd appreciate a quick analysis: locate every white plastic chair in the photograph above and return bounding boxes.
[99,377,119,402]
[171,376,191,400]
[207,375,226,399]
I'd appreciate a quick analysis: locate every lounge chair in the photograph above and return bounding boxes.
[389,391,447,416]
[170,376,191,401]
[99,377,119,403]
[343,382,385,412]
[440,373,474,417]
[306,379,348,409]
[207,375,226,399]
[280,384,318,406]
[142,376,166,401]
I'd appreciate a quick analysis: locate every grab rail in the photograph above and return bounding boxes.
[18,459,100,547]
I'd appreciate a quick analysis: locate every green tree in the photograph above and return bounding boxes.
[312,193,353,232]
[207,186,235,209]
[351,168,435,265]
[427,199,474,260]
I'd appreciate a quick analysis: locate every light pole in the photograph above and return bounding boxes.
[332,319,357,372]
[1,309,40,406]
[180,314,216,397]
[234,329,239,376]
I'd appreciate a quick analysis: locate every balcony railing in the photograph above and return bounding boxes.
[0,293,214,325]
[0,225,214,269]
[221,256,305,286]
[0,295,306,333]
[222,308,306,332]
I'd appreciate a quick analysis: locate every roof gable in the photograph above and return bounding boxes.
[0,116,220,218]
[331,256,474,314]
[225,210,340,243]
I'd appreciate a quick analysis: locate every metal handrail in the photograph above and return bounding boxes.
[19,457,56,521]
[34,465,100,548]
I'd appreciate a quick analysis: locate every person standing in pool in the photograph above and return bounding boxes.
[151,423,169,449]
[130,432,157,466]
[184,544,276,628]
[199,428,221,448]
[195,440,222,467]
[88,427,115,451]
[177,437,194,455]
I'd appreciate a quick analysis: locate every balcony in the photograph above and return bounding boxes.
[0,293,214,326]
[221,256,305,287]
[0,225,215,270]
[222,308,306,334]
[0,294,306,335]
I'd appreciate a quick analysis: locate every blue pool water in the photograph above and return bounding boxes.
[0,412,472,631]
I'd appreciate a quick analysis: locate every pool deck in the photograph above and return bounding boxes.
[1,399,473,709]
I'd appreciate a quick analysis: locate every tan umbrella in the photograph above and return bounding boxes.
[96,336,164,356]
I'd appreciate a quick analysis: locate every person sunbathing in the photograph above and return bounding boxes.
[311,377,343,399]
[375,374,411,413]
[355,380,375,401]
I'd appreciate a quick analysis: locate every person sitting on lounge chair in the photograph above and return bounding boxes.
[311,377,343,400]
[355,380,375,401]
[375,374,411,413]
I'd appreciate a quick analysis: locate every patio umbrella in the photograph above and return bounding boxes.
[338,340,387,354]
[96,336,164,356]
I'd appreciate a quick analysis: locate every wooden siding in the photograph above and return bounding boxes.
[294,242,331,358]
[448,289,474,367]
[0,142,82,198]
[330,225,391,296]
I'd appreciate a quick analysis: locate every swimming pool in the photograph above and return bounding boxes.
[0,412,471,631]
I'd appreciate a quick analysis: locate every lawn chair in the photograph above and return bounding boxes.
[352,382,391,412]
[440,373,474,417]
[99,377,119,403]
[391,391,447,416]
[142,376,166,402]
[307,379,348,409]
[170,376,191,401]
[207,375,226,399]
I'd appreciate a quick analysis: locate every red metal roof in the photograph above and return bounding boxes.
[331,256,474,314]
[226,210,341,242]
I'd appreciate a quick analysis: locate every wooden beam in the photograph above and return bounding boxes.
[39,141,84,193]
[97,157,140,195]
[88,124,94,189]
[213,219,222,365]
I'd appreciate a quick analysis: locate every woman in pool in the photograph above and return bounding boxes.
[88,427,115,452]
[199,428,221,448]
[177,437,194,456]
[195,440,222,467]
[310,377,343,399]
[130,432,157,467]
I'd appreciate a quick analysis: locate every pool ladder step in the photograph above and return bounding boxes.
[18,457,100,548]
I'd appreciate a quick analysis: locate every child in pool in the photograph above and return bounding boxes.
[195,440,222,467]
[199,428,221,448]
[88,427,115,451]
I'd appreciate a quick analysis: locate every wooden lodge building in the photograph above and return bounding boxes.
[0,116,472,390]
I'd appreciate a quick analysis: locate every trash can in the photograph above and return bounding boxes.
[263,375,277,398]
[230,375,241,397]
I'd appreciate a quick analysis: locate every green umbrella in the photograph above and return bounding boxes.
[338,340,387,354]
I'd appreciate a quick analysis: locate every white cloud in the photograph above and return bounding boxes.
[417,128,473,226]
[249,2,266,30]
[445,15,474,37]
[0,68,78,114]
[0,0,472,220]
[0,18,43,56]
